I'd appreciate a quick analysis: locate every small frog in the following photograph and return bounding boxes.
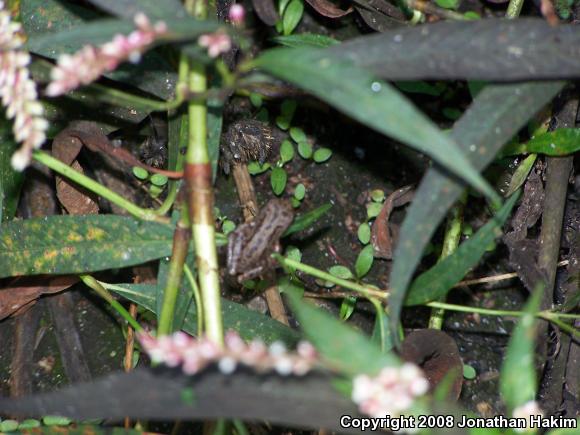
[227,199,294,282]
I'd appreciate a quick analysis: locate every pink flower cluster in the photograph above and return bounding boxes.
[351,363,429,418]
[45,13,167,97]
[198,31,231,58]
[138,330,319,376]
[513,401,543,433]
[0,2,48,171]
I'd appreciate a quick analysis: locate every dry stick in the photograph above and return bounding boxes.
[124,302,138,429]
[537,96,577,414]
[231,163,290,326]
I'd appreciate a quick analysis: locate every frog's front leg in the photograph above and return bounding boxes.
[237,265,266,283]
[227,228,246,275]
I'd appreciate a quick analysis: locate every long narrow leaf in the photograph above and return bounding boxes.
[254,48,497,201]
[388,82,563,347]
[329,19,580,81]
[405,193,518,306]
[86,0,188,20]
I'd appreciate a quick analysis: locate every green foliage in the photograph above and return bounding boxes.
[270,167,288,195]
[0,120,22,222]
[313,147,332,163]
[357,223,371,245]
[502,128,580,157]
[285,288,398,375]
[273,33,340,48]
[297,141,313,159]
[463,364,477,380]
[0,215,176,278]
[280,139,295,163]
[404,194,518,305]
[282,0,304,35]
[328,265,353,280]
[500,286,543,412]
[355,244,374,278]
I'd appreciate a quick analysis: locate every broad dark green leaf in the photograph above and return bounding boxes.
[500,286,543,411]
[284,203,332,236]
[328,19,580,81]
[501,128,580,157]
[0,215,174,278]
[404,193,518,306]
[254,47,497,201]
[86,0,188,20]
[285,289,398,375]
[273,33,339,48]
[109,283,301,345]
[388,81,563,347]
[0,120,23,222]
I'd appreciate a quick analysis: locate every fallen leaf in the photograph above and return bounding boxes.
[305,0,353,18]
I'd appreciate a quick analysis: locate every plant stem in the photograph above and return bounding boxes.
[79,275,143,332]
[33,151,167,223]
[184,263,204,335]
[158,203,192,335]
[506,0,525,18]
[428,193,465,329]
[183,0,223,345]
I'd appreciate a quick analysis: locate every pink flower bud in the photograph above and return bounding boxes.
[228,4,245,25]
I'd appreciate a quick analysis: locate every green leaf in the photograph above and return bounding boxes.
[370,189,385,202]
[388,81,563,348]
[328,265,353,280]
[270,167,288,195]
[0,120,23,222]
[254,47,497,201]
[366,202,382,219]
[281,99,298,117]
[150,174,168,186]
[276,115,291,130]
[18,419,41,429]
[294,183,306,200]
[222,219,236,234]
[297,141,313,159]
[394,81,446,97]
[502,128,580,157]
[289,127,307,143]
[0,215,174,278]
[132,166,149,180]
[371,306,393,353]
[0,420,18,432]
[506,154,537,197]
[249,92,263,108]
[463,364,476,380]
[86,0,188,21]
[355,244,374,278]
[284,289,398,375]
[435,0,460,9]
[280,139,295,163]
[282,0,304,35]
[357,223,371,244]
[284,203,331,236]
[42,416,72,426]
[110,283,301,345]
[247,161,271,174]
[404,193,518,305]
[500,285,543,412]
[339,296,357,320]
[313,147,332,163]
[273,33,340,48]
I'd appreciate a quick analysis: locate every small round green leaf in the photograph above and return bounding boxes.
[285,246,302,263]
[281,99,297,118]
[18,420,41,429]
[150,174,168,186]
[149,184,163,198]
[0,420,18,432]
[370,189,385,202]
[313,147,332,163]
[249,93,263,108]
[294,183,306,200]
[222,219,236,235]
[280,139,295,163]
[282,0,304,35]
[242,279,256,290]
[355,244,374,278]
[248,161,271,175]
[256,107,269,122]
[132,166,149,180]
[357,223,371,245]
[276,115,291,130]
[289,127,307,143]
[42,416,72,426]
[328,265,353,279]
[291,197,301,208]
[297,141,313,159]
[463,364,477,380]
[366,202,383,219]
[270,167,288,195]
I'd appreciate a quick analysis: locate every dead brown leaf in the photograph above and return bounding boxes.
[371,185,414,259]
[305,0,352,18]
[0,276,79,320]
